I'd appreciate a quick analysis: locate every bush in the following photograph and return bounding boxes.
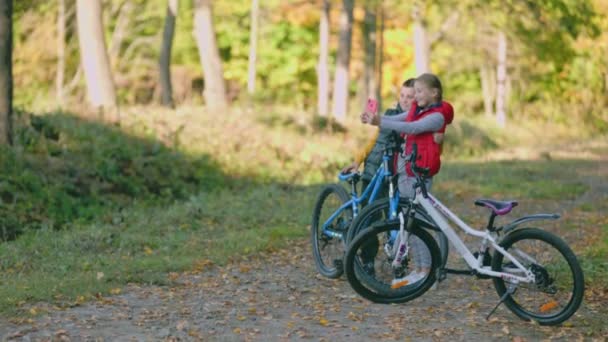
[0,110,229,240]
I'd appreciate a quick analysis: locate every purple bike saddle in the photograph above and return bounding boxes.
[474,199,519,216]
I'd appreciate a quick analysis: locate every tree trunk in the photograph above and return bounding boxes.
[108,1,133,65]
[377,0,384,110]
[76,0,117,110]
[247,0,259,95]
[480,63,494,118]
[362,1,377,105]
[412,3,430,74]
[316,0,330,117]
[331,0,354,122]
[0,0,12,145]
[56,0,66,107]
[193,0,228,110]
[159,0,178,108]
[495,31,507,127]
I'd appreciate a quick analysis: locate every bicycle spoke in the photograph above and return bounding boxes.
[312,184,352,278]
[344,222,439,303]
[317,199,346,269]
[493,229,583,324]
[511,247,538,264]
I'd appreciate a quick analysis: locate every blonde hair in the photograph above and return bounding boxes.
[416,73,443,101]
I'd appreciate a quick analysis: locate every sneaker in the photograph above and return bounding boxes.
[391,271,426,289]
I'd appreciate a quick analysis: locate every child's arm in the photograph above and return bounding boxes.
[342,130,379,173]
[382,112,409,122]
[378,113,445,135]
[354,130,380,164]
[433,133,444,144]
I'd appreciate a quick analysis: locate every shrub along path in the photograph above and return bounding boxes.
[1,154,607,341]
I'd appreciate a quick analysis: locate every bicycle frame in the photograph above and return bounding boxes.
[413,188,536,284]
[322,154,400,238]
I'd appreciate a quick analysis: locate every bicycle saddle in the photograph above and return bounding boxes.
[474,199,518,216]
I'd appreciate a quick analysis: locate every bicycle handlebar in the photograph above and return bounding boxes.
[382,131,403,156]
[338,132,402,184]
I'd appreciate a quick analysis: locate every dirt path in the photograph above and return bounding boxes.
[1,238,607,341]
[2,157,608,341]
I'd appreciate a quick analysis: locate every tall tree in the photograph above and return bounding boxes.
[159,0,178,108]
[412,2,429,74]
[56,0,66,106]
[247,0,259,95]
[317,0,331,117]
[479,63,495,118]
[331,0,354,122]
[0,0,12,145]
[108,1,133,66]
[76,0,117,110]
[411,2,459,76]
[376,0,384,110]
[193,0,227,110]
[495,31,507,127]
[362,0,377,104]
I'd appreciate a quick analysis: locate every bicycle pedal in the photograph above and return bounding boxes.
[333,259,343,271]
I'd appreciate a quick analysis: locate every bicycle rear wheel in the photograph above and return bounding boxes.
[492,228,584,325]
[311,184,352,278]
[344,221,440,303]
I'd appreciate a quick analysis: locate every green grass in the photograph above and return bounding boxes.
[0,183,318,315]
[1,105,606,316]
[583,235,608,285]
[434,159,590,200]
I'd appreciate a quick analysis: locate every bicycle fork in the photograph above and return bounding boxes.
[391,210,413,268]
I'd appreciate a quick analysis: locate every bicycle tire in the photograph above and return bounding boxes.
[311,184,352,278]
[344,221,441,303]
[492,228,584,325]
[346,197,449,269]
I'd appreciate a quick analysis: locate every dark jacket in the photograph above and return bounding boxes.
[362,104,403,180]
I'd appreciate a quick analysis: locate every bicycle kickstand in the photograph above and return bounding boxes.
[486,284,517,321]
[436,267,447,283]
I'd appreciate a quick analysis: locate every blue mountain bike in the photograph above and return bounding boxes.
[311,135,449,278]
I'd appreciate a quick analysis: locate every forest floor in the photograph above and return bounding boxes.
[1,141,607,341]
[0,239,606,341]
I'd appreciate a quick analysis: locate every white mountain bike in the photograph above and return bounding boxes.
[343,144,584,326]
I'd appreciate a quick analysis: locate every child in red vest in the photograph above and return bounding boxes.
[342,78,446,202]
[362,73,454,288]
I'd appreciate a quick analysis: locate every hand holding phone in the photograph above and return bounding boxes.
[366,98,378,115]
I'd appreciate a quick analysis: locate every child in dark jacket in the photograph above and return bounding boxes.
[362,73,454,288]
[342,78,416,202]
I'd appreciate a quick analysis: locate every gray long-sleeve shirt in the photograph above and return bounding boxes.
[380,112,445,135]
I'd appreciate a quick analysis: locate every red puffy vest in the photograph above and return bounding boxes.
[403,101,454,177]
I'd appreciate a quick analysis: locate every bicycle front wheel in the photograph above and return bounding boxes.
[344,221,440,303]
[346,197,449,270]
[492,228,585,325]
[311,184,352,278]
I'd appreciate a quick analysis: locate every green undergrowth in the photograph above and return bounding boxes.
[0,183,318,315]
[0,105,606,316]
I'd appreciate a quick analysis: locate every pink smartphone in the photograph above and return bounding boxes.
[366,98,378,114]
